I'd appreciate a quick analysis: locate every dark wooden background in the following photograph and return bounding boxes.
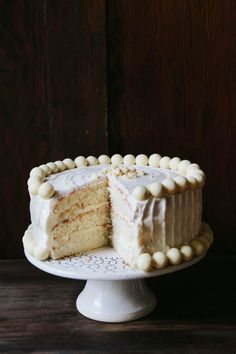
[0,0,235,259]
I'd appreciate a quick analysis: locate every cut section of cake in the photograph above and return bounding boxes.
[23,154,213,271]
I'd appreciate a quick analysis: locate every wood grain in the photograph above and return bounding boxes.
[0,0,107,258]
[0,258,235,353]
[106,0,236,254]
[44,0,108,159]
[0,1,49,258]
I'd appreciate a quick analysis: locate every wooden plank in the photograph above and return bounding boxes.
[44,0,108,159]
[0,0,107,258]
[0,1,49,258]
[106,0,236,254]
[0,259,235,352]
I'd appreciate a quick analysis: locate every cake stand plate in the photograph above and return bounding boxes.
[25,247,206,323]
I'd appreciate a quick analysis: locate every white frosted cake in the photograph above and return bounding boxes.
[23,154,213,271]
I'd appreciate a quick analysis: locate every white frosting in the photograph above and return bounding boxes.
[28,164,203,265]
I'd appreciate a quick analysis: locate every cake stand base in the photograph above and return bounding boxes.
[76,279,157,322]
[24,245,206,323]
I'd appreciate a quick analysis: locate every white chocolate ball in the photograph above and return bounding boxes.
[169,157,181,170]
[111,154,123,165]
[159,156,171,169]
[136,154,148,166]
[27,175,43,186]
[55,160,66,172]
[162,178,177,194]
[33,247,49,261]
[30,167,45,179]
[26,241,36,256]
[87,156,98,166]
[167,248,182,265]
[74,156,88,167]
[186,163,200,175]
[178,160,191,175]
[98,155,111,165]
[190,240,205,256]
[132,186,148,201]
[186,176,198,190]
[149,182,163,198]
[174,176,188,192]
[46,162,59,174]
[180,245,194,261]
[39,164,51,176]
[148,154,161,167]
[136,253,152,272]
[198,236,211,249]
[201,222,211,232]
[38,182,55,199]
[63,158,75,169]
[152,252,168,269]
[123,154,135,166]
[196,169,205,176]
[28,180,41,196]
[22,230,36,255]
[201,230,214,244]
[192,172,205,186]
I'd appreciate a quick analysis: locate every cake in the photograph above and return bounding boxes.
[23,154,213,271]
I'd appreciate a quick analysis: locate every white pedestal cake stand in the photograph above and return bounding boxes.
[25,247,205,323]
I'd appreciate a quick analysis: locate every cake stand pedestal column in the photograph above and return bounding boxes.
[76,279,157,322]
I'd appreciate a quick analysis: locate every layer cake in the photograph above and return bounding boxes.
[23,154,213,271]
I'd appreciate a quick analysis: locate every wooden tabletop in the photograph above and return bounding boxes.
[0,256,235,353]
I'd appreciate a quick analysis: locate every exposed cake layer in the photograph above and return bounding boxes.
[51,225,110,259]
[52,179,108,218]
[49,179,111,259]
[30,175,110,259]
[51,204,111,242]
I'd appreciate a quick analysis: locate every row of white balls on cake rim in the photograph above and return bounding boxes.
[136,224,213,272]
[27,153,205,199]
[131,175,204,201]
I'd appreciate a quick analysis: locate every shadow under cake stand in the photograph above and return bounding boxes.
[25,247,206,323]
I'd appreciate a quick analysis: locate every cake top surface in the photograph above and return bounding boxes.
[47,165,179,195]
[27,154,205,201]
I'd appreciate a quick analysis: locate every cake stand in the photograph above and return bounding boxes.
[25,247,206,323]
